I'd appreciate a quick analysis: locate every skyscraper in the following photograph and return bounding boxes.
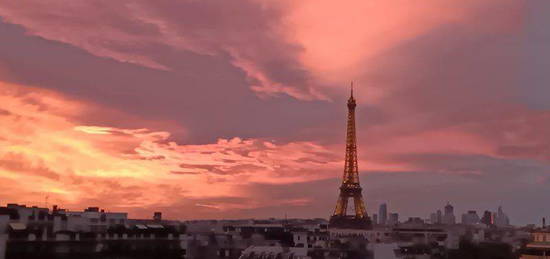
[481,210,493,225]
[494,206,510,227]
[388,213,399,226]
[461,210,480,225]
[442,202,456,225]
[430,212,438,224]
[329,85,371,229]
[379,203,388,226]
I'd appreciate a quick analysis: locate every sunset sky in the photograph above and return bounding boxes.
[0,1,549,224]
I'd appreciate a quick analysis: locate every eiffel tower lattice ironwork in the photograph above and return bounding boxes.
[329,83,372,229]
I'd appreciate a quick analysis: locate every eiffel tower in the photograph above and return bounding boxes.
[329,83,372,229]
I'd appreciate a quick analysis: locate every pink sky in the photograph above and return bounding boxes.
[0,0,548,224]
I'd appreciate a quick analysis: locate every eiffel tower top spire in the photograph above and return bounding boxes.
[348,82,356,109]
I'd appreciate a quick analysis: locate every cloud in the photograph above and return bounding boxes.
[0,0,323,100]
[0,0,522,102]
[0,153,60,180]
[0,19,342,144]
[0,82,345,218]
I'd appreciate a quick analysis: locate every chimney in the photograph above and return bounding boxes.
[153,212,162,222]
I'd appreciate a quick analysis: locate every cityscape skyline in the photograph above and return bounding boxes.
[0,0,549,228]
[0,200,518,227]
[0,200,536,259]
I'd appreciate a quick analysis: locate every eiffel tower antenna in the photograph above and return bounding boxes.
[329,83,372,229]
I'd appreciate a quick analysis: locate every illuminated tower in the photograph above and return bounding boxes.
[329,83,372,229]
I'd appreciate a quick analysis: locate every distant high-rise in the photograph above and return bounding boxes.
[404,217,423,225]
[388,213,399,226]
[430,209,443,224]
[444,203,453,215]
[481,210,493,225]
[372,213,378,225]
[461,210,480,225]
[494,206,510,227]
[442,202,456,225]
[379,203,388,226]
[430,212,438,224]
[329,85,371,229]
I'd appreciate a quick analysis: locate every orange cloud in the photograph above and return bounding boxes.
[0,82,364,218]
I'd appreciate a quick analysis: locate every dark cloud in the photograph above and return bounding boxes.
[0,20,338,144]
[0,152,60,180]
[382,153,548,180]
[0,109,11,116]
[179,163,217,171]
[170,171,200,176]
[358,18,521,136]
[497,145,550,161]
[138,155,166,161]
[523,0,550,110]
[179,163,267,176]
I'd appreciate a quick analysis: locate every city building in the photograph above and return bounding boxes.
[430,210,443,225]
[239,245,308,259]
[461,210,480,225]
[442,203,456,225]
[372,214,378,225]
[387,213,399,226]
[379,204,387,226]
[0,203,185,259]
[0,200,530,259]
[494,206,510,227]
[481,210,494,226]
[520,228,550,258]
[430,213,438,225]
[403,217,424,226]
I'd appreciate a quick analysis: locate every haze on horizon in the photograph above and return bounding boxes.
[0,0,549,225]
